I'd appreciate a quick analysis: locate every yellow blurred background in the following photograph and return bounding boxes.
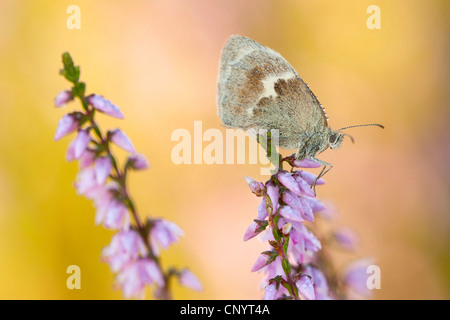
[0,0,448,299]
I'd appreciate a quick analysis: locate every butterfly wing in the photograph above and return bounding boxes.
[217,35,327,149]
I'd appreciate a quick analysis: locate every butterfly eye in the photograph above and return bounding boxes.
[329,134,337,144]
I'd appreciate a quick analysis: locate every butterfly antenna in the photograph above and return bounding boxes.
[338,123,384,131]
[342,133,355,144]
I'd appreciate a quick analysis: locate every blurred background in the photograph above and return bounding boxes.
[0,0,448,299]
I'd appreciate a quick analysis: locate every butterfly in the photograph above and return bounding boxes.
[217,35,383,190]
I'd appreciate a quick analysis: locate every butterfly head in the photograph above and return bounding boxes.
[328,123,385,150]
[327,130,347,150]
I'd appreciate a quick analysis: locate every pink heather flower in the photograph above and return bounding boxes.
[305,197,325,213]
[88,94,124,119]
[288,222,322,261]
[65,129,91,161]
[65,138,77,162]
[264,256,285,284]
[91,184,130,230]
[280,222,293,236]
[257,199,268,220]
[149,219,184,256]
[178,269,203,291]
[264,283,278,300]
[299,196,314,221]
[291,158,321,168]
[54,114,79,141]
[75,166,99,196]
[344,258,374,297]
[110,129,136,153]
[88,182,116,205]
[73,129,91,159]
[128,153,150,170]
[244,176,265,196]
[100,199,130,230]
[296,170,325,186]
[296,275,315,300]
[243,221,261,241]
[116,258,164,299]
[81,180,131,231]
[95,156,113,184]
[251,252,271,272]
[101,230,148,273]
[266,181,279,214]
[79,150,96,169]
[75,167,117,202]
[244,199,270,241]
[54,90,73,107]
[89,183,120,219]
[293,174,315,197]
[332,228,359,251]
[278,171,302,196]
[305,265,332,300]
[282,190,314,222]
[279,205,303,222]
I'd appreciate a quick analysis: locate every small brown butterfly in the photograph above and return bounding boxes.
[216,35,383,190]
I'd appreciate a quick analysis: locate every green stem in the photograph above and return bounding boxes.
[257,131,283,170]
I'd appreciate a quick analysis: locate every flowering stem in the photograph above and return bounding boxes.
[63,63,173,300]
[56,52,203,299]
[254,137,300,299]
[264,180,299,300]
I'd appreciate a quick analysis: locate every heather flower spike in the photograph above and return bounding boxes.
[54,52,200,299]
[245,133,375,300]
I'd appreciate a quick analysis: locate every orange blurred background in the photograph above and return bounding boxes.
[0,0,448,299]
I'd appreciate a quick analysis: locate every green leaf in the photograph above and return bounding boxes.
[73,82,86,98]
[273,213,279,225]
[254,219,268,232]
[62,52,74,69]
[265,250,279,264]
[268,240,278,249]
[281,257,291,277]
[272,227,281,243]
[282,235,290,255]
[281,281,293,296]
[268,275,283,285]
[61,52,80,83]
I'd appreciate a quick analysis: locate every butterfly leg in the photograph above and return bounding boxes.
[310,157,333,196]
